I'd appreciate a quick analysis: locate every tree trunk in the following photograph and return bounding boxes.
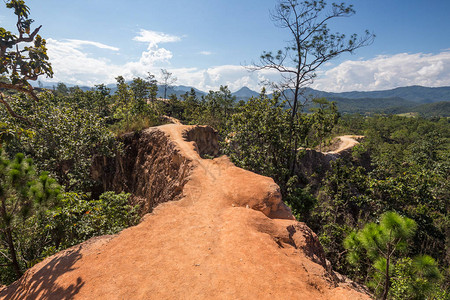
[381,254,390,300]
[288,85,300,178]
[1,198,22,278]
[5,227,22,278]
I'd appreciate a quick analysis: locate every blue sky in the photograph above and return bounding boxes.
[1,0,450,92]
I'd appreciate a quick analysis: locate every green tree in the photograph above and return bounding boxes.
[46,192,139,250]
[309,98,339,151]
[0,0,53,121]
[55,82,69,97]
[202,86,236,130]
[92,84,113,118]
[225,89,291,185]
[180,88,201,122]
[344,211,418,300]
[312,159,373,276]
[114,76,134,128]
[186,85,236,135]
[146,72,158,103]
[0,152,60,278]
[1,92,119,191]
[130,76,152,114]
[390,256,444,300]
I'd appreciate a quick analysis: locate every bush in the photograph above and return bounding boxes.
[46,191,140,249]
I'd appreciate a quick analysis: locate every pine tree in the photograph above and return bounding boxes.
[0,152,60,278]
[344,211,417,300]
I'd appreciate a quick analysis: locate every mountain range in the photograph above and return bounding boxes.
[37,81,450,116]
[232,85,450,116]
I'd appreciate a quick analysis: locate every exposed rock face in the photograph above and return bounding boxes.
[296,135,366,188]
[182,125,220,158]
[1,125,370,300]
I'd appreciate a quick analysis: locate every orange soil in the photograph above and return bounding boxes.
[326,135,364,154]
[0,125,369,300]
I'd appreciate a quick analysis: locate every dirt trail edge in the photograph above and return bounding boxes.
[326,135,364,154]
[0,124,370,300]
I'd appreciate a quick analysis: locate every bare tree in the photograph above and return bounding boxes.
[250,0,374,175]
[160,69,177,99]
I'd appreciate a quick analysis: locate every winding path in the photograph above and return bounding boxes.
[0,125,369,300]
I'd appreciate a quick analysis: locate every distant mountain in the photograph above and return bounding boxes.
[316,97,418,114]
[406,101,450,117]
[172,85,206,96]
[232,87,260,100]
[304,85,450,104]
[282,85,450,115]
[32,81,450,115]
[34,81,93,92]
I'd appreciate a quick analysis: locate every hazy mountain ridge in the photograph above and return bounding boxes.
[35,81,450,115]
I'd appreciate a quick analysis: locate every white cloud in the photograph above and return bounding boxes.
[46,38,124,86]
[45,30,183,86]
[199,51,212,56]
[45,31,450,93]
[45,32,276,91]
[65,39,119,51]
[171,65,281,92]
[132,29,181,47]
[120,32,180,77]
[312,51,450,92]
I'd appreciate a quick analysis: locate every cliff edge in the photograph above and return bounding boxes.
[0,124,369,300]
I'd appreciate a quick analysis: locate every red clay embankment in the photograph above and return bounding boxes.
[0,124,369,299]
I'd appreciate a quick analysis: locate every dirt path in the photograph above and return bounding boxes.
[326,135,364,154]
[0,125,369,300]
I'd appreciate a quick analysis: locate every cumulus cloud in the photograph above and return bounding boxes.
[169,65,281,92]
[312,51,450,92]
[46,38,123,86]
[46,30,182,86]
[45,30,450,93]
[45,32,278,91]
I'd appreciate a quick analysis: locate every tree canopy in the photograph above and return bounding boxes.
[0,0,52,121]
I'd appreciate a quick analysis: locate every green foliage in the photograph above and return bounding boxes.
[225,89,292,187]
[346,212,417,260]
[0,0,52,120]
[3,92,119,191]
[0,120,33,147]
[0,1,53,84]
[46,192,139,249]
[284,176,316,221]
[310,159,373,276]
[113,76,134,128]
[308,98,339,150]
[224,89,339,219]
[344,211,444,300]
[390,256,445,300]
[180,88,202,121]
[0,151,60,280]
[164,94,185,120]
[110,75,164,135]
[319,115,449,286]
[189,85,236,135]
[0,186,139,285]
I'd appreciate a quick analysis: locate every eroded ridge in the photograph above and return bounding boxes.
[1,124,369,300]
